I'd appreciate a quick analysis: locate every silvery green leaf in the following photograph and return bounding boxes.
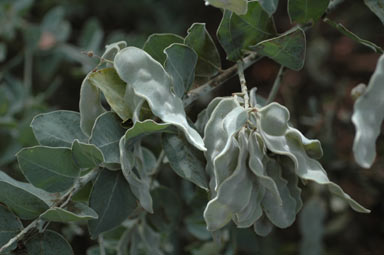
[114,47,206,151]
[262,159,297,228]
[89,112,126,164]
[164,43,198,97]
[136,222,163,255]
[204,129,253,231]
[258,0,279,16]
[120,138,153,213]
[233,183,264,228]
[195,97,225,135]
[79,76,105,136]
[253,215,273,237]
[0,204,23,252]
[257,103,370,213]
[364,0,384,25]
[101,41,127,62]
[31,110,88,147]
[205,0,248,15]
[143,33,184,64]
[299,197,326,255]
[88,68,133,122]
[352,54,384,168]
[248,132,281,204]
[0,171,54,220]
[281,159,303,213]
[71,140,104,169]
[185,23,221,77]
[41,202,98,222]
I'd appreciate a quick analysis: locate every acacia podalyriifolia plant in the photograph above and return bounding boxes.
[2,0,384,254]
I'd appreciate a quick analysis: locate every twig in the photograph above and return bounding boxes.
[0,168,100,253]
[267,65,285,104]
[237,60,249,108]
[184,53,261,107]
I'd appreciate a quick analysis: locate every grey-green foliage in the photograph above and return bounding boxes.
[288,0,330,24]
[25,230,74,255]
[204,0,248,15]
[352,54,384,168]
[143,33,184,64]
[0,205,23,252]
[201,95,369,234]
[363,0,384,25]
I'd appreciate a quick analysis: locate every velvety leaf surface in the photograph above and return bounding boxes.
[162,133,208,190]
[185,23,221,77]
[205,0,248,15]
[164,43,198,97]
[0,171,53,219]
[31,110,88,147]
[114,47,206,151]
[143,33,184,64]
[352,54,384,168]
[17,146,80,192]
[41,202,98,222]
[250,28,306,70]
[89,112,126,164]
[88,169,137,238]
[217,1,275,61]
[25,230,74,255]
[288,0,330,24]
[71,140,104,169]
[88,68,132,121]
[0,205,23,252]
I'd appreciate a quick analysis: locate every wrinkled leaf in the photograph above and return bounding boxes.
[185,23,221,77]
[143,33,184,64]
[217,1,276,61]
[89,112,126,164]
[31,110,88,147]
[250,28,306,71]
[114,47,206,151]
[0,205,23,252]
[352,54,384,168]
[88,169,137,238]
[162,133,208,190]
[25,230,74,255]
[0,171,53,220]
[41,202,98,222]
[79,77,105,136]
[205,0,248,15]
[88,68,132,121]
[17,146,80,192]
[72,140,104,169]
[164,43,198,97]
[288,0,330,24]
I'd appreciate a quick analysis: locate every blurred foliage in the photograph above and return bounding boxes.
[1,0,384,254]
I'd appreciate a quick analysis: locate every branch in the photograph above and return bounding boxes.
[0,168,100,253]
[184,53,261,107]
[267,65,285,104]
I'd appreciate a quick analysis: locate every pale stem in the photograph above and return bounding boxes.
[99,234,106,255]
[237,60,249,108]
[267,65,285,104]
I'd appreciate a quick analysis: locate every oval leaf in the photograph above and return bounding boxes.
[41,202,98,222]
[0,205,23,252]
[288,0,330,24]
[205,0,248,15]
[143,33,184,64]
[25,230,74,255]
[72,140,104,169]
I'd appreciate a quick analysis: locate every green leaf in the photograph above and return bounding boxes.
[0,171,53,220]
[185,23,221,77]
[205,0,248,15]
[288,0,330,24]
[364,0,384,25]
[114,47,206,151]
[352,55,384,168]
[79,18,103,53]
[253,215,273,237]
[164,43,198,97]
[250,28,306,70]
[258,0,279,16]
[89,112,126,164]
[31,110,88,147]
[17,146,80,192]
[257,103,370,213]
[217,1,276,61]
[143,33,184,64]
[0,205,23,252]
[88,169,137,238]
[41,202,98,222]
[299,197,326,255]
[88,68,133,121]
[162,133,208,190]
[146,186,181,232]
[101,41,127,62]
[72,140,104,169]
[79,76,105,136]
[25,230,74,255]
